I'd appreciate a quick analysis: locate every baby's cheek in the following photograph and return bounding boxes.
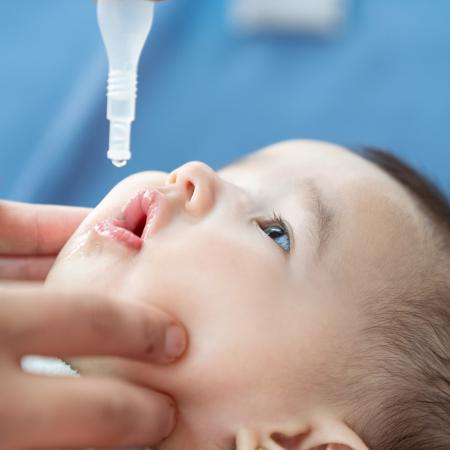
[46,236,133,298]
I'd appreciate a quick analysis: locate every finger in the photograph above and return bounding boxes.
[0,255,55,281]
[7,372,175,449]
[0,200,90,256]
[1,285,187,364]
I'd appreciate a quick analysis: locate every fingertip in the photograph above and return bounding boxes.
[128,390,177,447]
[162,400,177,438]
[164,324,187,361]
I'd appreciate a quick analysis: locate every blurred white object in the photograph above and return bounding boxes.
[229,0,348,34]
[21,356,152,449]
[97,0,154,167]
[21,355,78,376]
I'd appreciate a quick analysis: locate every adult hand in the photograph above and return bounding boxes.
[0,283,187,449]
[0,200,90,281]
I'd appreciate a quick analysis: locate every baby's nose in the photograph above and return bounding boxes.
[166,161,219,216]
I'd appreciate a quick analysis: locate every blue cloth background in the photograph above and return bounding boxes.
[1,0,449,207]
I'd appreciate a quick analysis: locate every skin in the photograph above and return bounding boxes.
[46,140,426,450]
[0,201,89,281]
[0,204,187,448]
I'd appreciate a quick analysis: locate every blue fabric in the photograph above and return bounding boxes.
[1,0,450,207]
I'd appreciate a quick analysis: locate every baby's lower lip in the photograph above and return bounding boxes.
[93,218,143,250]
[93,189,162,250]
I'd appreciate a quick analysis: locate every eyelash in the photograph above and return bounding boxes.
[258,211,291,253]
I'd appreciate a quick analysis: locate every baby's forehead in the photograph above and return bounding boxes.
[221,140,365,177]
[220,140,395,194]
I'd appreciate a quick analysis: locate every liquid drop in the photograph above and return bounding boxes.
[112,159,127,168]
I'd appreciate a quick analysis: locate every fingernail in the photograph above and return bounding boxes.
[164,324,186,359]
[163,402,177,438]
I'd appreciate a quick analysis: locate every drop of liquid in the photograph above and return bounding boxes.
[112,159,127,168]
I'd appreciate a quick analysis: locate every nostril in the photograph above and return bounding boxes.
[167,171,195,202]
[184,180,195,201]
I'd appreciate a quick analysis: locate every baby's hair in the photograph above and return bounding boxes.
[338,148,450,450]
[363,149,450,234]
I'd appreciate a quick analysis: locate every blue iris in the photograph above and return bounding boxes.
[263,225,290,252]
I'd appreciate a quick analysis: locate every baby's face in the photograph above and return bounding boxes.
[47,140,421,450]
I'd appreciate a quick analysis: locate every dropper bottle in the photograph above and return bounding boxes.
[97,0,155,167]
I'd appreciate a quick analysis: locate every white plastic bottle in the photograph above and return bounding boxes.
[97,0,155,167]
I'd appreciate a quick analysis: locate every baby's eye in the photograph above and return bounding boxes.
[259,213,291,252]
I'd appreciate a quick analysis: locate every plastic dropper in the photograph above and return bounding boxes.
[97,0,154,167]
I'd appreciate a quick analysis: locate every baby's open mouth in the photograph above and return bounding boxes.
[93,189,161,250]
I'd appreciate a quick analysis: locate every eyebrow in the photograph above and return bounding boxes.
[301,179,335,256]
[220,158,335,254]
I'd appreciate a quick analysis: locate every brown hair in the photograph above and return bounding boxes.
[340,148,450,450]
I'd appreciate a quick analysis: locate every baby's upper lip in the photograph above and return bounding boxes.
[93,188,165,250]
[119,188,164,242]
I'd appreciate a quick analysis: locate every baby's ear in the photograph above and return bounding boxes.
[267,432,368,450]
[260,420,370,450]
